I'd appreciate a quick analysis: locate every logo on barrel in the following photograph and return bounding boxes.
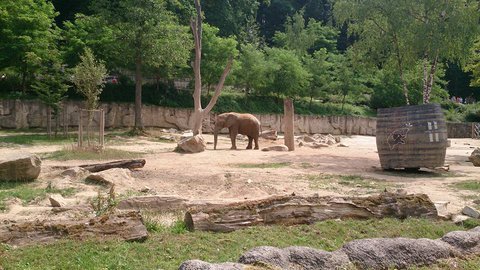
[387,123,412,150]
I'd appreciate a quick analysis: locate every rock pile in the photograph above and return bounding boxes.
[179,226,480,270]
[297,134,341,149]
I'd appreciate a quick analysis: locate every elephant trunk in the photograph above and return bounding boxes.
[214,126,220,150]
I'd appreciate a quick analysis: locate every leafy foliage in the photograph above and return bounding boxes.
[71,48,107,110]
[0,0,60,91]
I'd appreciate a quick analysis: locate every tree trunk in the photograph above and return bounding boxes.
[192,109,204,135]
[46,106,52,139]
[0,211,147,247]
[190,0,233,135]
[424,54,439,104]
[21,64,28,93]
[284,98,295,151]
[78,159,146,172]
[184,192,438,232]
[393,33,409,105]
[134,56,143,130]
[54,110,59,138]
[341,94,347,113]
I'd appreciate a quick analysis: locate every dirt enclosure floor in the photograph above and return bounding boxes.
[1,130,479,222]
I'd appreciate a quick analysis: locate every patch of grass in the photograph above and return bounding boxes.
[451,180,480,191]
[0,218,474,269]
[41,147,145,161]
[0,133,74,145]
[306,174,400,193]
[299,162,315,169]
[377,169,458,179]
[233,162,291,169]
[0,182,76,212]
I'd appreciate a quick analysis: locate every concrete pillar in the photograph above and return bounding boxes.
[284,98,295,151]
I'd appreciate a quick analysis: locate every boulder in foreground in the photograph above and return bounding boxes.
[177,135,207,153]
[0,153,41,182]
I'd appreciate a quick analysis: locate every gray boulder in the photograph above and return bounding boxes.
[261,145,289,152]
[284,247,351,270]
[179,260,245,270]
[469,148,480,166]
[61,167,89,179]
[238,246,351,270]
[48,194,67,207]
[441,226,480,254]
[462,206,480,219]
[177,135,206,153]
[341,238,457,269]
[0,153,41,181]
[239,246,289,268]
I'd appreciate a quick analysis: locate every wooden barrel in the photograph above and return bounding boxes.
[376,103,447,169]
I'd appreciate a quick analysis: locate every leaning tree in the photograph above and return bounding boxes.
[190,0,236,135]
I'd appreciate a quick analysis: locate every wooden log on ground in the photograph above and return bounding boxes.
[184,192,438,232]
[0,211,147,247]
[79,159,146,172]
[117,196,188,212]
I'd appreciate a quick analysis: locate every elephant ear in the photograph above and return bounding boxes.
[225,113,237,127]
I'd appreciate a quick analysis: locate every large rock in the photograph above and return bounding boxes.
[179,260,245,270]
[48,194,67,207]
[61,167,90,179]
[239,246,289,268]
[341,238,457,269]
[469,148,480,166]
[261,145,289,152]
[441,226,480,254]
[86,168,135,186]
[284,247,351,270]
[177,135,206,153]
[462,206,480,219]
[260,129,278,140]
[239,246,351,270]
[0,153,41,181]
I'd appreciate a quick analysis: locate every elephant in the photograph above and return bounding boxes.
[213,112,261,150]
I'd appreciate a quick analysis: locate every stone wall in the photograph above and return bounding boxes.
[0,99,476,137]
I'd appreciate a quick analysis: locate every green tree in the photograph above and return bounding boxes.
[201,24,239,95]
[304,48,333,107]
[0,0,59,92]
[334,0,479,105]
[262,48,311,98]
[466,38,480,87]
[72,48,107,111]
[233,44,268,95]
[91,0,191,132]
[31,51,69,138]
[328,50,373,112]
[273,11,338,56]
[62,14,116,69]
[203,0,267,38]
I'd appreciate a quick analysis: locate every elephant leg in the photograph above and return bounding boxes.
[254,136,259,150]
[229,128,237,150]
[246,136,253,149]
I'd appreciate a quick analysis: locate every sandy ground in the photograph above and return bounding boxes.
[1,130,479,222]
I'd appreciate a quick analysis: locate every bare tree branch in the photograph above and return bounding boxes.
[204,57,234,114]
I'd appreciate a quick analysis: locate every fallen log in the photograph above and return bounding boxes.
[79,159,146,172]
[117,195,188,212]
[0,211,147,247]
[184,192,438,232]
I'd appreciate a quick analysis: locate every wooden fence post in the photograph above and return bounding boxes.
[284,98,295,151]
